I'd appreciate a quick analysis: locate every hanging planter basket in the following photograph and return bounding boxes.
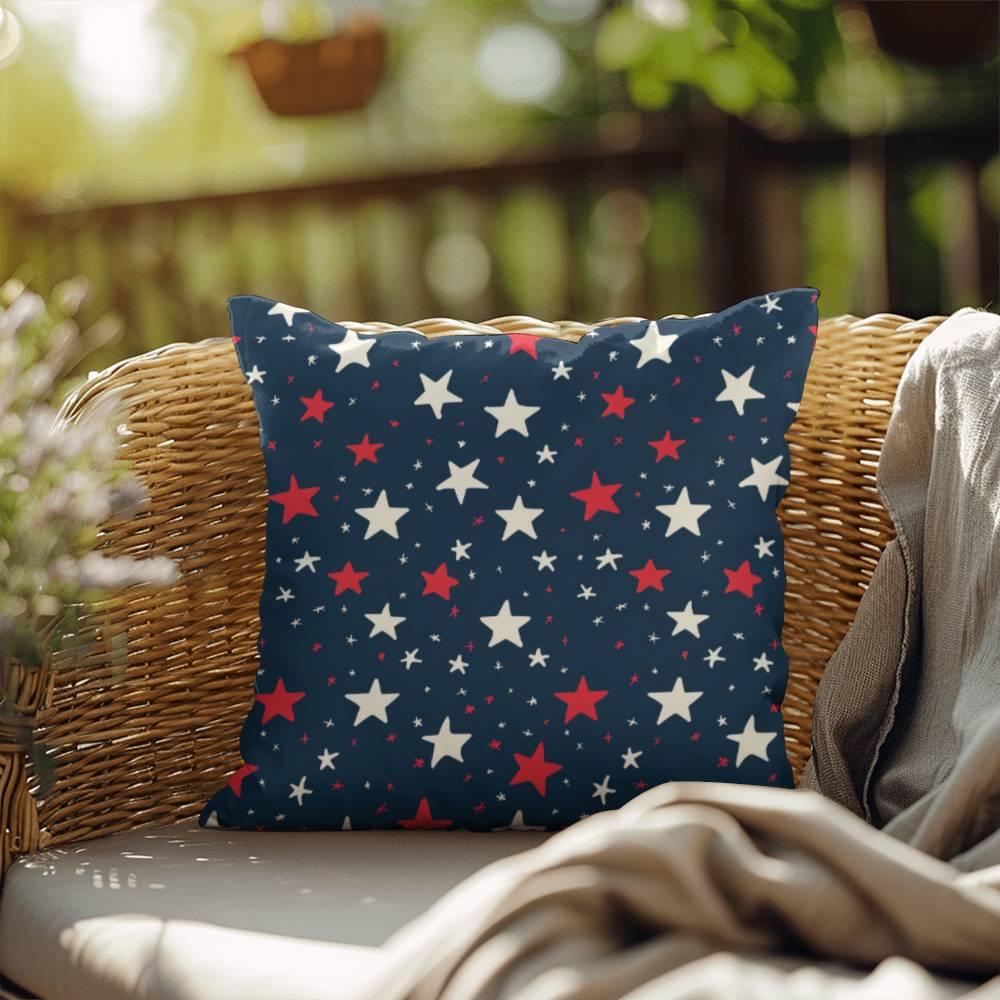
[232,13,386,116]
[861,0,999,66]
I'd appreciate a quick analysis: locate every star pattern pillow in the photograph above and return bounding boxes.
[201,289,818,832]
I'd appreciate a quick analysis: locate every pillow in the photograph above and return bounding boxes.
[201,289,818,832]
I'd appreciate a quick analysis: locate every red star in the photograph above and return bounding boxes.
[227,763,259,797]
[421,562,459,600]
[629,559,671,593]
[255,677,305,724]
[507,333,539,359]
[346,433,383,466]
[554,676,608,723]
[600,384,636,419]
[647,430,686,462]
[510,741,563,796]
[398,797,453,830]
[269,474,319,524]
[570,472,621,521]
[327,561,369,596]
[723,560,763,597]
[299,389,334,423]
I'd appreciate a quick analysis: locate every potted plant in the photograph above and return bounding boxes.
[861,0,998,66]
[229,1,387,116]
[0,277,176,787]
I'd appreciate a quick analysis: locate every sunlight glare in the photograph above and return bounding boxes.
[17,0,183,124]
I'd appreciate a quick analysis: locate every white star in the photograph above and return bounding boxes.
[667,601,709,638]
[648,677,703,723]
[289,776,312,805]
[451,539,472,561]
[449,654,469,674]
[533,550,557,572]
[422,716,472,768]
[414,369,463,419]
[484,389,540,438]
[364,602,406,639]
[496,495,544,541]
[437,459,489,504]
[401,648,422,670]
[528,647,549,667]
[294,551,320,573]
[345,678,399,725]
[595,548,622,570]
[329,328,376,372]
[536,444,557,464]
[276,587,294,603]
[592,775,616,805]
[754,537,775,558]
[480,599,531,648]
[753,652,773,673]
[727,716,777,766]
[246,365,266,385]
[493,810,545,831]
[621,746,643,769]
[739,456,789,501]
[551,360,573,380]
[267,302,309,327]
[704,646,726,668]
[356,489,409,539]
[716,366,766,416]
[761,293,783,314]
[630,320,679,369]
[656,487,711,537]
[317,748,339,770]
[577,585,596,601]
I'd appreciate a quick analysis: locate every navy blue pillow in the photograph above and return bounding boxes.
[202,290,818,832]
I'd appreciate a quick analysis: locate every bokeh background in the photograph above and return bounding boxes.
[0,0,997,365]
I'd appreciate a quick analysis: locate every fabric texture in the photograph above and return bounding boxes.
[355,307,1000,999]
[0,822,548,999]
[361,783,1000,1000]
[202,289,818,831]
[802,306,1000,868]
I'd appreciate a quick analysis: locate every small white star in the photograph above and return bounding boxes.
[754,536,775,558]
[294,551,320,573]
[267,302,309,326]
[704,646,726,668]
[329,328,377,372]
[533,550,558,572]
[595,548,623,570]
[592,775,616,805]
[288,776,312,805]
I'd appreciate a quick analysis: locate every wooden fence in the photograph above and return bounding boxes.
[1,111,996,365]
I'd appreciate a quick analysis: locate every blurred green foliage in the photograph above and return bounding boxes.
[0,0,996,346]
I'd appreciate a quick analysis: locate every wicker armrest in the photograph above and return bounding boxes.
[0,312,947,878]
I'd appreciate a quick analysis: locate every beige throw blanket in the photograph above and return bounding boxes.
[364,308,1000,999]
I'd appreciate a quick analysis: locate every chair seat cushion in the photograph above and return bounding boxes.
[0,822,548,1000]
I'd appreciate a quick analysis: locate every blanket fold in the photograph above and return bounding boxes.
[365,309,1000,1000]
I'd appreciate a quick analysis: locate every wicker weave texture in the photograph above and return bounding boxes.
[0,312,945,873]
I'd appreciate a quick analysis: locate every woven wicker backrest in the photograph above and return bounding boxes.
[0,312,946,873]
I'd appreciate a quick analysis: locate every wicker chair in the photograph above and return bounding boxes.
[0,311,947,879]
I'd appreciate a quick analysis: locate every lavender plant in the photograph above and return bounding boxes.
[0,276,176,775]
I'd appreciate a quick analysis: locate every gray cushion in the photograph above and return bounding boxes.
[0,822,549,999]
